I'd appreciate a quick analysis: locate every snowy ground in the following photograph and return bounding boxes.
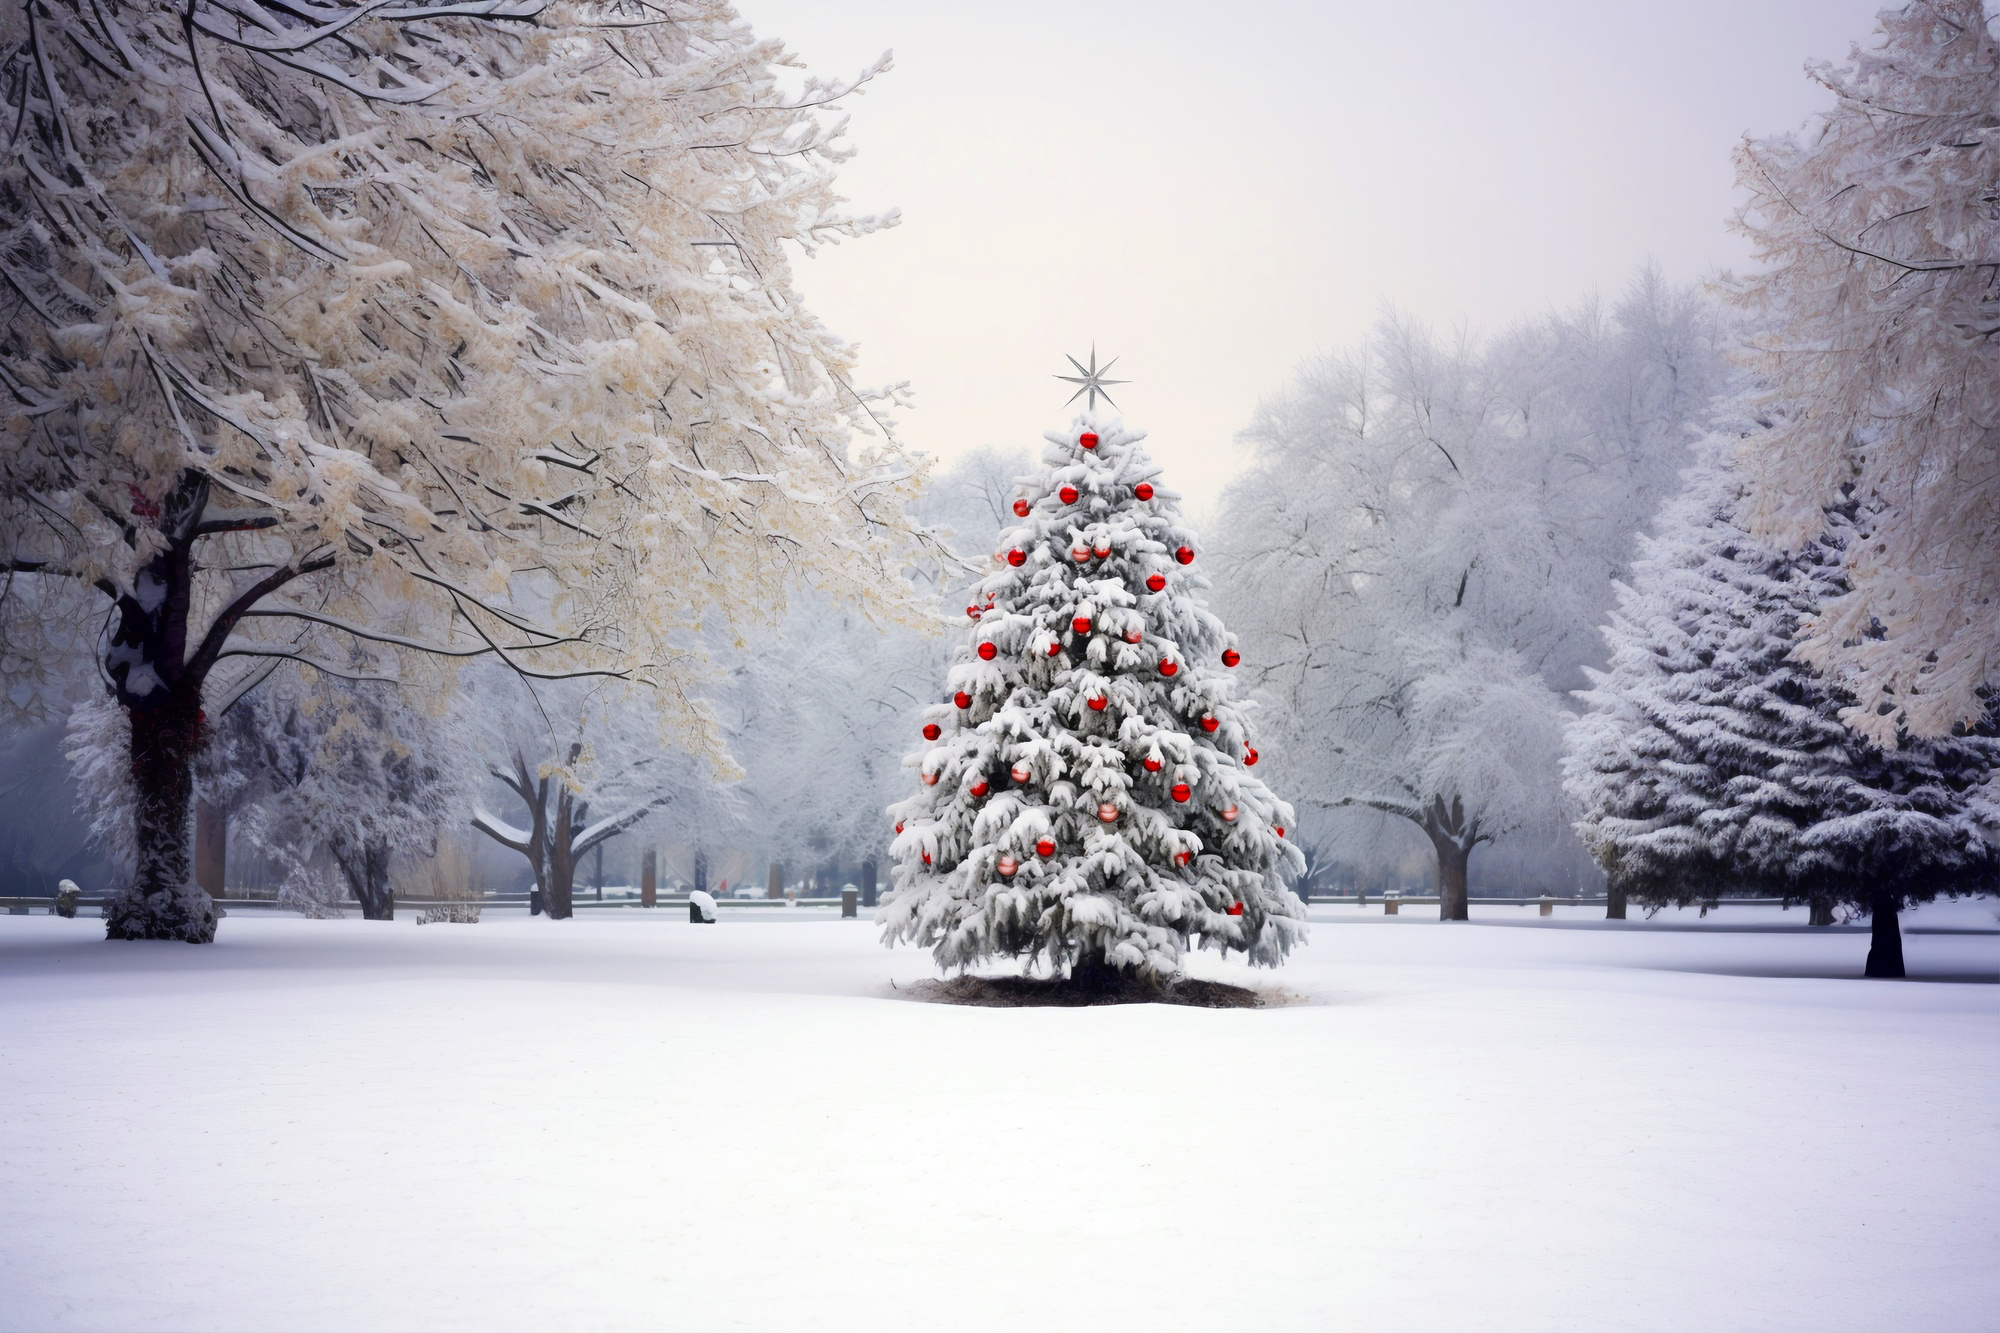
[1,902,1995,1333]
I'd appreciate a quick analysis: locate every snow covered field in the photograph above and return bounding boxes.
[2,904,1995,1333]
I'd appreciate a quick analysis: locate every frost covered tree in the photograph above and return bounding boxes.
[882,415,1305,988]
[1731,1,2000,743]
[1565,446,2000,972]
[0,0,934,940]
[229,675,462,919]
[1215,279,1729,917]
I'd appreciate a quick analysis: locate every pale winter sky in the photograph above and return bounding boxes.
[752,1,1884,511]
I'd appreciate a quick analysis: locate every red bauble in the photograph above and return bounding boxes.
[1220,804,1239,823]
[1123,628,1143,644]
[1146,573,1166,593]
[1093,543,1111,559]
[1171,782,1191,803]
[1008,548,1027,567]
[1159,659,1177,677]
[1073,615,1092,635]
[1046,641,1062,657]
[1135,482,1154,501]
[1013,498,1030,517]
[970,779,989,798]
[921,772,939,786]
[1221,648,1240,667]
[997,854,1019,877]
[1175,545,1195,565]
[1174,849,1193,867]
[895,821,904,834]
[1226,901,1244,917]
[1142,754,1163,773]
[1071,545,1091,562]
[1087,694,1108,712]
[978,641,998,661]
[954,691,972,709]
[922,722,941,741]
[1200,715,1220,733]
[1059,485,1079,504]
[1035,837,1056,858]
[1079,432,1099,449]
[1010,762,1033,784]
[1097,801,1119,823]
[1275,826,1285,838]
[966,606,981,620]
[921,850,932,866]
[1244,746,1259,766]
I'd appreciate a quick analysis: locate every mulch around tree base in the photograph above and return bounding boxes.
[906,973,1267,1009]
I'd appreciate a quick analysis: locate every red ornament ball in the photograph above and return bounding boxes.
[1171,782,1192,803]
[997,854,1019,877]
[1059,485,1080,504]
[1080,432,1099,449]
[970,779,989,798]
[1175,545,1195,565]
[1046,641,1062,657]
[1200,715,1220,733]
[1073,615,1093,635]
[966,605,981,620]
[1220,804,1239,823]
[1146,573,1167,593]
[1226,901,1244,917]
[1012,498,1030,517]
[977,641,998,661]
[1097,801,1119,823]
[1244,746,1259,766]
[1010,762,1033,784]
[1008,548,1027,567]
[1221,648,1241,668]
[954,691,972,709]
[1135,482,1154,501]
[1142,754,1163,773]
[1087,694,1108,712]
[1175,849,1193,867]
[1035,837,1056,858]
[922,772,939,786]
[1159,659,1178,677]
[922,849,932,866]
[922,722,941,741]
[895,821,904,834]
[1275,826,1285,838]
[1072,545,1091,562]
[1093,543,1111,559]
[1123,627,1143,644]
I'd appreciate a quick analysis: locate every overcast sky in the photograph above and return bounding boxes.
[750,1,1884,507]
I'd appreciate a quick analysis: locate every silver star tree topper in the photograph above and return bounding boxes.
[1056,345,1128,412]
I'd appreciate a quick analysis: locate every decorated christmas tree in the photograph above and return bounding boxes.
[882,393,1306,987]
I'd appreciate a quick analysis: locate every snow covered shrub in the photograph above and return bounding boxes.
[883,415,1305,986]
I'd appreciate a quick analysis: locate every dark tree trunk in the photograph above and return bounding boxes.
[544,789,577,920]
[335,839,396,920]
[1605,875,1628,921]
[1864,887,1905,979]
[861,859,878,909]
[195,798,228,898]
[105,689,216,942]
[1432,837,1470,921]
[1809,893,1836,927]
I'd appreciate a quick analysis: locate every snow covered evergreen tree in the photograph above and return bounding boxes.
[1565,446,2000,971]
[882,415,1305,987]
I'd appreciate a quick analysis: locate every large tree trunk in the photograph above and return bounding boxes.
[195,798,228,898]
[1432,837,1470,921]
[1864,887,1905,979]
[334,839,396,920]
[104,690,216,942]
[1809,892,1836,927]
[1605,875,1628,921]
[543,789,577,919]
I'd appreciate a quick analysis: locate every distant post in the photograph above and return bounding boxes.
[767,861,783,900]
[840,885,858,919]
[860,859,878,909]
[641,850,657,908]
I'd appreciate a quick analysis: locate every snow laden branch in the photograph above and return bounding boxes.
[1,0,942,939]
[1730,0,2000,742]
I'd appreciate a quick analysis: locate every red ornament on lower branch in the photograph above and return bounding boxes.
[1007,548,1027,567]
[954,691,972,709]
[1135,482,1154,501]
[1059,485,1079,505]
[1073,616,1093,635]
[1221,648,1240,668]
[1174,850,1193,867]
[1035,837,1056,858]
[1175,546,1195,565]
[921,772,939,786]
[970,779,989,798]
[1226,901,1244,917]
[1159,659,1178,677]
[922,722,941,741]
[1142,754,1163,772]
[1010,762,1033,784]
[1145,573,1167,593]
[997,854,1019,877]
[1080,432,1099,449]
[978,641,997,661]
[1096,802,1119,823]
[1244,746,1259,766]
[1171,783,1192,803]
[1087,694,1108,712]
[1013,498,1030,517]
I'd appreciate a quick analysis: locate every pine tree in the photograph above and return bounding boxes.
[882,415,1306,987]
[1564,448,2000,971]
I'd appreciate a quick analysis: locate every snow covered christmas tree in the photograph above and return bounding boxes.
[882,408,1306,986]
